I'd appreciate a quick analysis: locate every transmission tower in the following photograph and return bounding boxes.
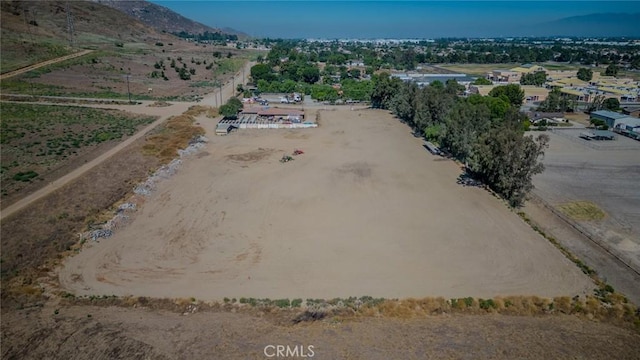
[66,2,75,47]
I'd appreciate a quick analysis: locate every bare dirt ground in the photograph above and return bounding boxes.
[59,108,594,301]
[3,106,639,360]
[532,130,640,277]
[3,304,640,360]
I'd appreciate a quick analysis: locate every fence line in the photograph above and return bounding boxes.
[529,193,640,277]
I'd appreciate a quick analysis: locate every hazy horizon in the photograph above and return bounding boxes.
[149,1,640,39]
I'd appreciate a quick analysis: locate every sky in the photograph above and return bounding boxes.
[149,1,640,38]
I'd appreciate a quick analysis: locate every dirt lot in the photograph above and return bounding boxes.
[532,129,640,277]
[59,108,594,301]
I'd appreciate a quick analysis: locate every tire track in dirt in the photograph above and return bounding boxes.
[0,50,94,80]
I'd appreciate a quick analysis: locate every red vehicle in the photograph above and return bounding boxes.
[293,149,304,155]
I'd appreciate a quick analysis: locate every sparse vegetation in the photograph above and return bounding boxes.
[0,103,156,198]
[141,106,208,163]
[557,201,606,221]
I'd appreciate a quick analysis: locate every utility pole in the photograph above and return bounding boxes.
[126,74,132,103]
[66,2,75,47]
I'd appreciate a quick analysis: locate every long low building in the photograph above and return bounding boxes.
[590,110,630,128]
[216,107,315,133]
[240,106,305,120]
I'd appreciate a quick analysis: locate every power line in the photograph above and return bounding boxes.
[66,2,75,47]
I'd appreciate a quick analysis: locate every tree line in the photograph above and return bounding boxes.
[372,75,549,207]
[172,31,238,42]
[257,39,640,72]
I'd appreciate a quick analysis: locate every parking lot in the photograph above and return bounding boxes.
[533,129,640,273]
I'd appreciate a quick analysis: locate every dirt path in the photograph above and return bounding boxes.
[0,50,94,80]
[0,102,190,221]
[0,61,253,222]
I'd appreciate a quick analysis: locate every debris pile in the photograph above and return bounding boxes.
[178,135,209,157]
[79,135,207,242]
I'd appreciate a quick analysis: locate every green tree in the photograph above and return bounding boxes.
[537,87,563,112]
[488,84,524,107]
[577,68,593,82]
[390,82,418,125]
[472,77,492,85]
[219,104,238,119]
[178,67,191,80]
[370,73,402,109]
[300,66,320,84]
[250,63,276,82]
[445,79,465,95]
[441,101,491,161]
[605,63,619,77]
[519,71,547,86]
[473,131,549,207]
[602,97,620,111]
[227,97,243,111]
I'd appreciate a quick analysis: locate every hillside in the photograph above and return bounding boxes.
[0,0,174,73]
[92,0,227,36]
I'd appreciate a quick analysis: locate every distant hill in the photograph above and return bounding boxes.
[531,13,640,37]
[92,0,246,38]
[1,0,168,43]
[0,0,173,72]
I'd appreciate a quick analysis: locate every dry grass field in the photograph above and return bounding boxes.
[58,107,594,301]
[3,303,640,360]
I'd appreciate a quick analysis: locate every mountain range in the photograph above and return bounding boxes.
[526,13,640,38]
[92,0,246,38]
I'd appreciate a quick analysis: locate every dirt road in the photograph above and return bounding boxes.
[0,61,254,221]
[0,50,94,80]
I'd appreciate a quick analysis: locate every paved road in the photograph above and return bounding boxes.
[0,61,254,222]
[0,50,94,80]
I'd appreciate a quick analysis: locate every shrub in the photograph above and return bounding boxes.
[155,42,164,47]
[274,299,290,308]
[13,170,38,182]
[463,297,474,307]
[479,298,497,310]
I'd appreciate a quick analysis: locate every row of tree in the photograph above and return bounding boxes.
[259,39,640,71]
[172,31,238,42]
[372,76,548,207]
